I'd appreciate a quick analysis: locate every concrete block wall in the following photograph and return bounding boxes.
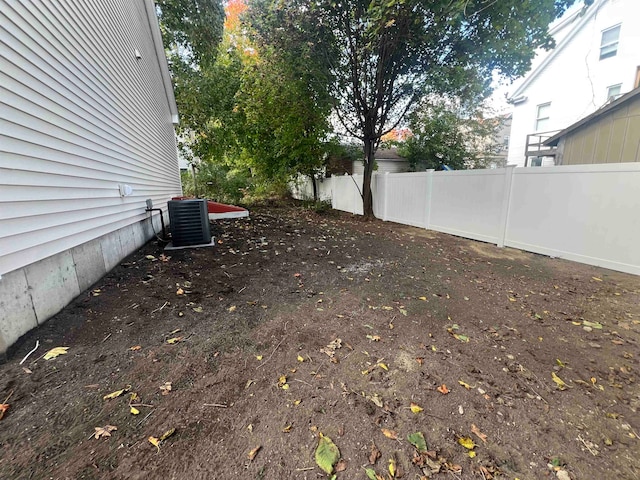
[0,213,164,354]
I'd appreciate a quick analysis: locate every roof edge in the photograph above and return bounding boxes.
[143,0,179,125]
[544,86,640,146]
[508,0,604,100]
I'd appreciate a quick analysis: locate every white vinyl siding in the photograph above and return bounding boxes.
[0,0,181,276]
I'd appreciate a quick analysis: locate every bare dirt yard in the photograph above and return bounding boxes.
[1,203,639,480]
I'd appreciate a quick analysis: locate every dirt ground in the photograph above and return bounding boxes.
[1,204,639,480]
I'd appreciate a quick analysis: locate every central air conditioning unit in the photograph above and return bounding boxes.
[167,199,212,247]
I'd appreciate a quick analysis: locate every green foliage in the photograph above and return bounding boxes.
[400,98,502,171]
[245,0,581,216]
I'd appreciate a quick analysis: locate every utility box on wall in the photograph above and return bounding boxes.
[167,199,212,247]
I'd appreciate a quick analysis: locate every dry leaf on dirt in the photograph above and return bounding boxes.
[176,288,184,295]
[315,434,340,474]
[130,406,140,415]
[551,372,568,390]
[437,384,449,394]
[103,386,130,400]
[366,335,381,342]
[457,436,476,450]
[369,443,381,464]
[160,428,175,441]
[148,436,161,452]
[389,457,397,477]
[160,382,172,395]
[129,345,142,351]
[410,402,424,414]
[471,424,487,443]
[320,338,342,357]
[297,355,305,362]
[43,346,69,360]
[166,337,183,344]
[228,305,237,312]
[458,380,472,389]
[0,403,9,420]
[247,445,262,461]
[378,362,388,371]
[335,459,347,472]
[94,425,117,439]
[415,357,424,365]
[381,428,398,440]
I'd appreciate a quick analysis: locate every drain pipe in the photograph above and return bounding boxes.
[145,199,167,240]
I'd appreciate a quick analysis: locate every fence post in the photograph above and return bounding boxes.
[424,169,434,230]
[382,172,390,221]
[497,165,516,248]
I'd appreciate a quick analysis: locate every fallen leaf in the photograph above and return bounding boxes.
[176,288,184,295]
[130,406,140,415]
[418,296,427,301]
[160,382,172,395]
[365,468,382,480]
[282,424,292,433]
[457,436,475,450]
[166,337,183,344]
[369,443,381,464]
[43,346,69,360]
[335,459,347,472]
[582,320,603,329]
[22,367,33,374]
[148,436,160,451]
[458,380,472,389]
[297,355,305,362]
[381,428,398,440]
[315,434,340,474]
[256,355,263,361]
[551,372,568,390]
[192,306,203,313]
[228,305,237,312]
[410,402,424,414]
[366,335,381,342]
[129,345,142,351]
[592,277,603,282]
[389,457,397,477]
[453,333,469,342]
[159,428,175,441]
[247,445,262,461]
[399,308,407,316]
[415,357,424,365]
[468,450,477,458]
[94,425,117,439]
[103,387,129,400]
[407,432,428,453]
[0,403,9,420]
[437,384,449,394]
[378,362,388,371]
[471,424,487,443]
[145,255,156,260]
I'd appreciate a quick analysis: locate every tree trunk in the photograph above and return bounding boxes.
[362,137,375,219]
[311,174,318,202]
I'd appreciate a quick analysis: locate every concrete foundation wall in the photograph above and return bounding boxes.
[0,213,163,354]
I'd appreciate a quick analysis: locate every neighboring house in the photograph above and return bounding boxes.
[544,86,640,164]
[0,1,182,354]
[506,0,640,167]
[476,113,512,168]
[352,148,409,174]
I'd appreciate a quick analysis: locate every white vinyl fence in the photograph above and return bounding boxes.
[299,164,640,276]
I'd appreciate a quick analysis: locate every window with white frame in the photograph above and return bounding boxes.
[606,84,622,101]
[535,103,551,132]
[600,25,621,60]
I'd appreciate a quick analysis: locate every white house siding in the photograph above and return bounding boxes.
[0,0,181,352]
[507,0,640,166]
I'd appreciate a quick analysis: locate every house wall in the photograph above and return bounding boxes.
[352,159,410,174]
[0,0,182,353]
[507,0,640,166]
[560,94,640,164]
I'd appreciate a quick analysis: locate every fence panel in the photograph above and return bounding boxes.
[506,164,640,275]
[429,169,507,244]
[383,172,431,227]
[331,175,363,215]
